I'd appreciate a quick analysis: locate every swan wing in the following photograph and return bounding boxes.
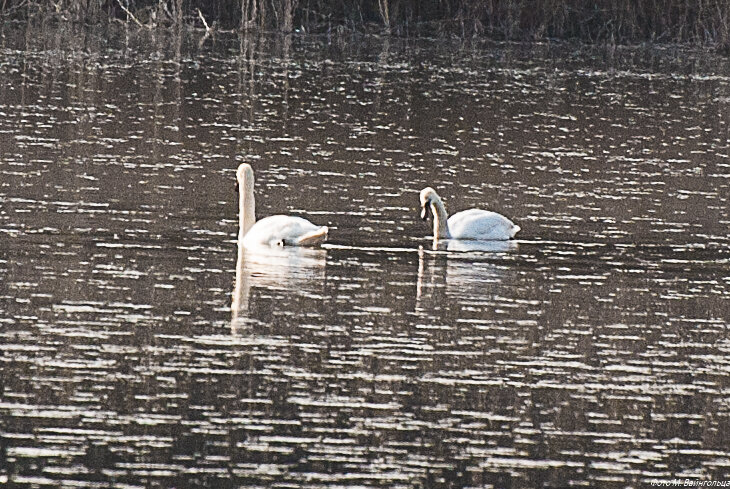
[447,209,520,241]
[242,215,328,248]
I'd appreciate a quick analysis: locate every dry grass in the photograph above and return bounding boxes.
[1,0,728,50]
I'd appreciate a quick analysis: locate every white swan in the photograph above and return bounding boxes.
[237,163,328,247]
[419,187,520,241]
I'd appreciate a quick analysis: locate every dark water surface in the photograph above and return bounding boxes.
[1,23,729,488]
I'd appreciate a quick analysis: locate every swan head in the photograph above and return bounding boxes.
[419,187,439,221]
[236,163,254,184]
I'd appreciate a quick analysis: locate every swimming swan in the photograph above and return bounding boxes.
[237,163,328,247]
[419,187,520,241]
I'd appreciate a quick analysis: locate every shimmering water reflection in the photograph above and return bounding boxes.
[1,23,729,488]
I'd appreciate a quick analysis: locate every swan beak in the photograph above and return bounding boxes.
[421,201,432,221]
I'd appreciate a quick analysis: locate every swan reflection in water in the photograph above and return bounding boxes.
[416,239,519,310]
[431,238,519,253]
[231,243,327,333]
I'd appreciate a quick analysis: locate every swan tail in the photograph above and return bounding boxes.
[294,226,328,246]
[511,224,521,238]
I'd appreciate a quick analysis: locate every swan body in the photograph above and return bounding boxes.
[419,187,519,241]
[243,215,327,247]
[237,163,328,248]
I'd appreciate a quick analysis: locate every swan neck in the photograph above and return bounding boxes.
[239,171,256,240]
[431,198,450,239]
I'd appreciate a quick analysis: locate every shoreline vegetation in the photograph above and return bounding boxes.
[1,0,729,52]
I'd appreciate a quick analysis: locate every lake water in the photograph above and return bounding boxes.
[1,22,729,488]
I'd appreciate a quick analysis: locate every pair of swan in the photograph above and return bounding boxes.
[236,163,520,248]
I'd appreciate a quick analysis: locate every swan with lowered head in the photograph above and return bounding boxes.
[237,163,328,247]
[419,187,520,241]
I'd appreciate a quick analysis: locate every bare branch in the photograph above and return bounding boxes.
[115,0,146,28]
[197,8,212,32]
